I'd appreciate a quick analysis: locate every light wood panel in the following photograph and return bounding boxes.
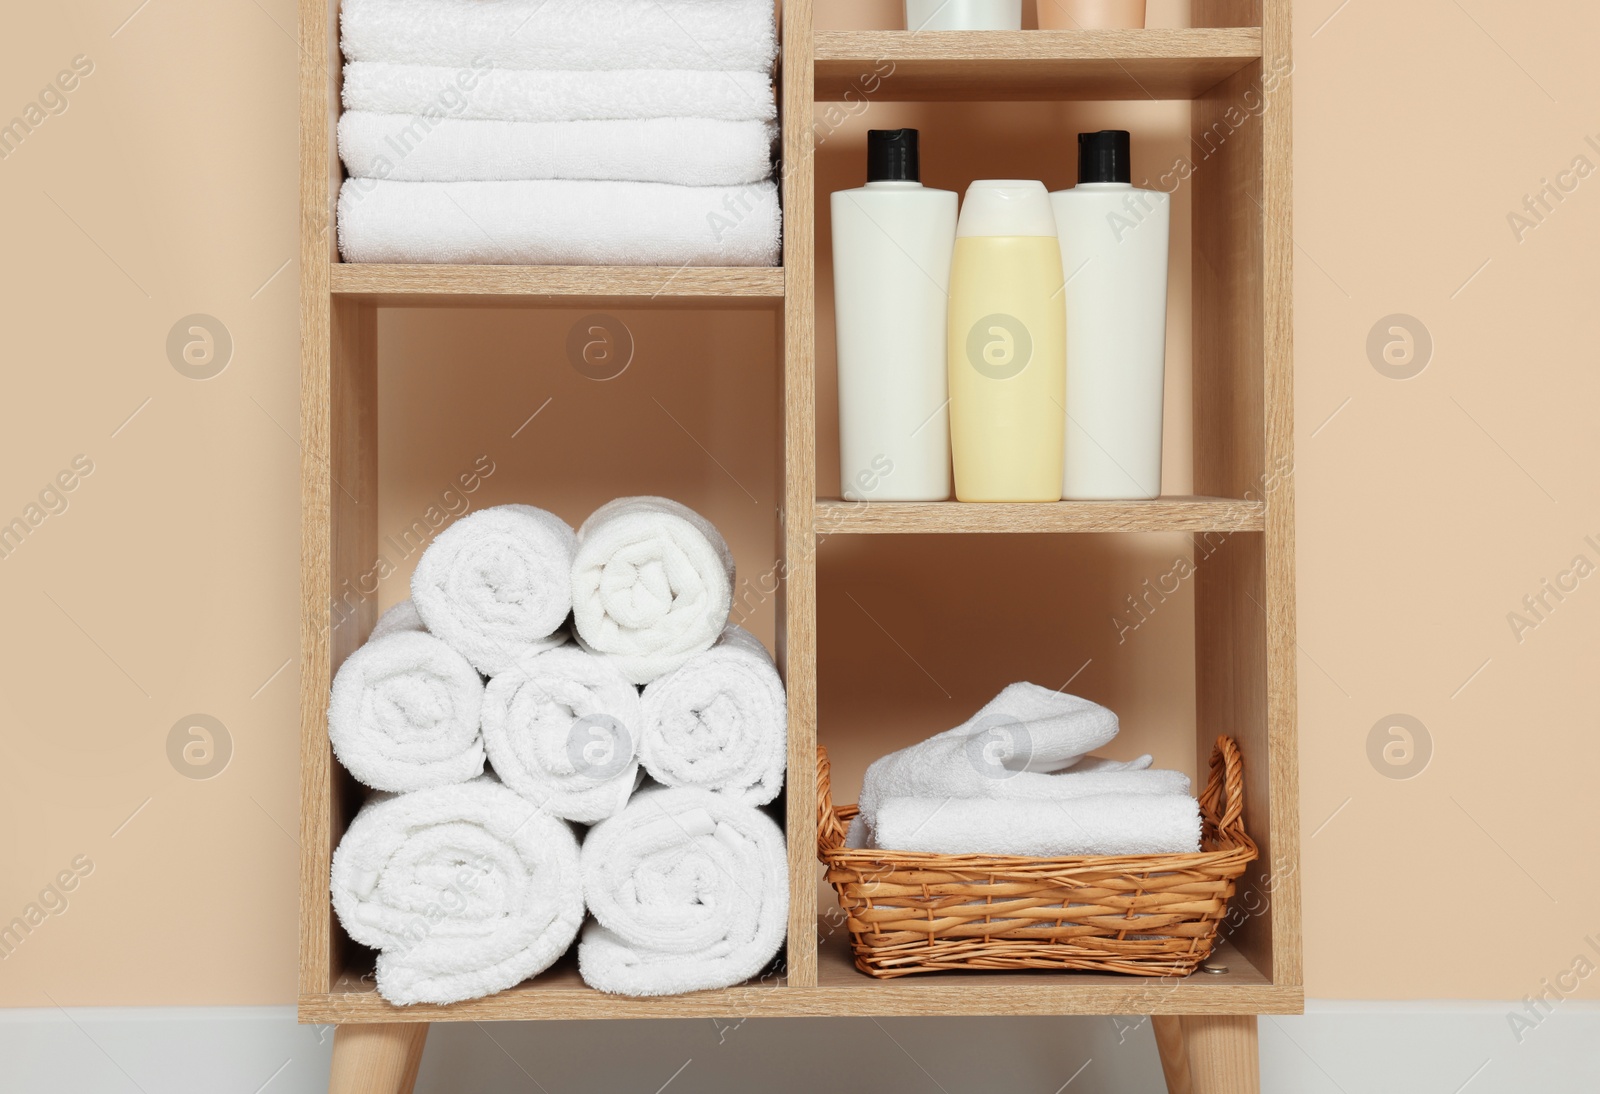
[814,497,1265,535]
[814,28,1262,101]
[1189,0,1300,990]
[780,0,821,990]
[299,935,1298,1022]
[331,264,785,306]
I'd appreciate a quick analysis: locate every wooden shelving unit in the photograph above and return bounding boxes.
[300,1,1297,1090]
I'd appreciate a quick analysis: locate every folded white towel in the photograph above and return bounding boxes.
[410,504,575,677]
[328,600,486,792]
[579,786,787,996]
[571,497,737,684]
[861,793,1202,856]
[481,646,643,823]
[330,777,583,1005]
[338,178,781,267]
[341,0,777,73]
[639,624,785,805]
[341,63,777,125]
[856,685,1124,823]
[339,113,776,186]
[845,755,1190,848]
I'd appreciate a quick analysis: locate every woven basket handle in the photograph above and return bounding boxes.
[816,746,853,857]
[1200,735,1247,836]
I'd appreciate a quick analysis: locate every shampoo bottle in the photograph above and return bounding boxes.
[832,130,959,501]
[947,180,1066,503]
[1050,130,1170,500]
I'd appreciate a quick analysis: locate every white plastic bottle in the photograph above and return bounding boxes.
[832,129,958,501]
[1050,130,1171,500]
[905,0,1022,30]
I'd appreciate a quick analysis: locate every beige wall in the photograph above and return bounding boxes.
[0,0,1595,1007]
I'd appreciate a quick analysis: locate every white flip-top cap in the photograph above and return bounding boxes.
[956,180,1058,238]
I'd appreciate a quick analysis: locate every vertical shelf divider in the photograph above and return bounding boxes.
[780,0,820,989]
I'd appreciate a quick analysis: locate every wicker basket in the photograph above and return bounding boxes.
[817,736,1258,979]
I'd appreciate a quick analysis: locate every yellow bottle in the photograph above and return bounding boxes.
[947,180,1066,503]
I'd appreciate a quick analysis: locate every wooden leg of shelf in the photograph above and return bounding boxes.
[1152,1016,1194,1094]
[1182,1015,1260,1094]
[328,1023,428,1094]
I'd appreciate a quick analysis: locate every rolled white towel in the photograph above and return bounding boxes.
[639,624,785,805]
[571,497,736,685]
[861,793,1203,857]
[341,0,777,73]
[339,113,776,186]
[579,786,787,996]
[410,504,575,677]
[481,646,643,823]
[341,63,777,125]
[328,600,485,792]
[338,178,781,267]
[330,778,584,1005]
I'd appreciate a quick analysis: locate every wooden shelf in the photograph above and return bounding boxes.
[329,263,786,306]
[814,28,1262,101]
[815,496,1265,536]
[298,931,1297,1023]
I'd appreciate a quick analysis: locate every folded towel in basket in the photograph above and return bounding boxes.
[859,792,1202,857]
[410,504,575,677]
[481,646,644,823]
[328,599,486,792]
[856,684,1126,820]
[571,497,738,684]
[339,113,776,186]
[341,0,777,73]
[579,785,787,996]
[639,624,785,805]
[330,777,584,1005]
[341,63,777,125]
[338,178,781,266]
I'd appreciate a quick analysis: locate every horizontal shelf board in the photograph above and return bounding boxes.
[814,496,1266,535]
[299,934,1297,1023]
[815,28,1263,101]
[329,263,785,306]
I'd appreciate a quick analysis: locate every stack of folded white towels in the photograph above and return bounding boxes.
[328,497,788,1005]
[336,0,781,266]
[847,683,1202,857]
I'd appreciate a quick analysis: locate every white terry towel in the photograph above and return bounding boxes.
[328,599,486,792]
[856,685,1126,820]
[338,178,781,267]
[341,0,778,73]
[571,497,737,685]
[639,624,785,805]
[481,646,643,823]
[339,113,776,187]
[330,777,583,1005]
[579,786,787,996]
[341,63,777,125]
[861,792,1203,857]
[410,504,575,677]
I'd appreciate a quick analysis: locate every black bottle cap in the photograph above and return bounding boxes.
[1078,130,1131,184]
[867,129,920,183]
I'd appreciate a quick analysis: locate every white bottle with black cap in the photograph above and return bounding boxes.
[1050,130,1171,500]
[831,129,958,501]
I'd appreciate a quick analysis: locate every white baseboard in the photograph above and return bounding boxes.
[2,1002,1597,1093]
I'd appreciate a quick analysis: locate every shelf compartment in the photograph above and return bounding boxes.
[297,929,1296,1022]
[329,263,786,307]
[814,28,1263,102]
[814,496,1265,536]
